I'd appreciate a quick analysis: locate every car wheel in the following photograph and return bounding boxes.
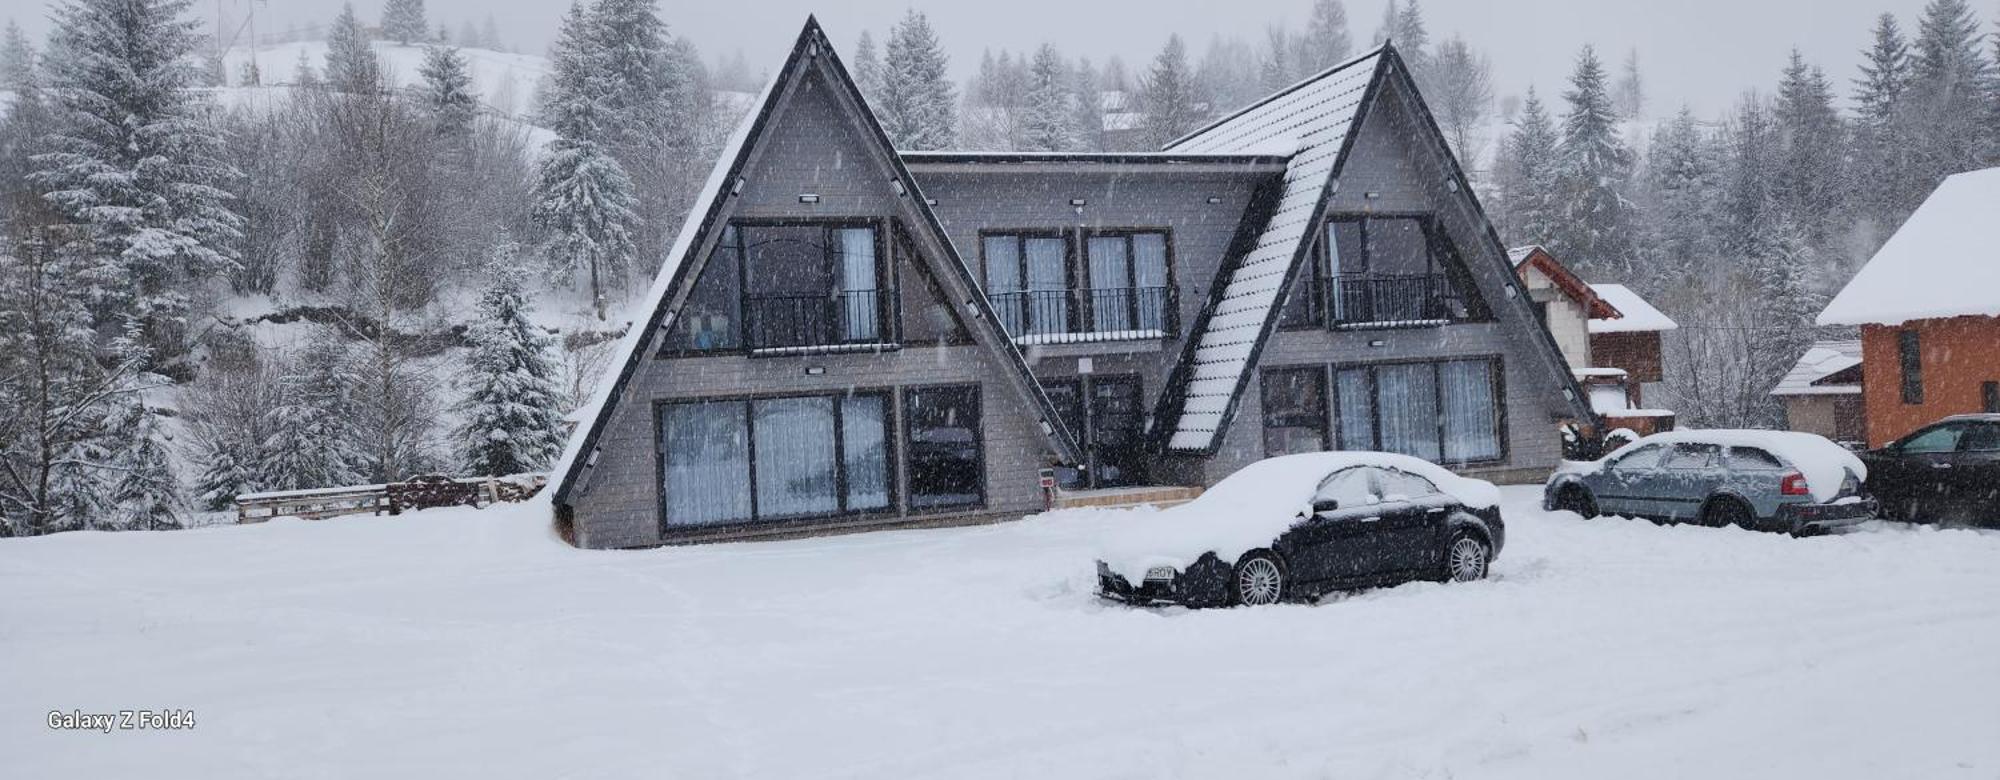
[1703,497,1756,530]
[1444,531,1491,583]
[1555,485,1599,518]
[1230,551,1286,606]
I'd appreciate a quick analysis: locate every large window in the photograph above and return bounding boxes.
[1333,358,1502,464]
[905,386,984,510]
[658,392,891,527]
[665,222,891,352]
[983,233,1071,336]
[982,229,1174,340]
[1279,215,1473,327]
[1262,367,1330,456]
[1899,329,1923,404]
[1084,230,1172,333]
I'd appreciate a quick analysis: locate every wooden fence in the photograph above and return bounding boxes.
[235,474,547,524]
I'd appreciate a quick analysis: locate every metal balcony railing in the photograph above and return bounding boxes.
[1288,273,1456,327]
[985,286,1176,343]
[744,290,896,350]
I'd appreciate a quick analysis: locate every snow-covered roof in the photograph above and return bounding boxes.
[1770,340,1863,397]
[1587,284,1677,333]
[1160,46,1388,452]
[1507,245,1538,266]
[1818,166,2000,326]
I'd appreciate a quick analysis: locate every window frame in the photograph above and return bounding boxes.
[1898,329,1922,405]
[902,383,988,513]
[1260,365,1332,458]
[1327,356,1509,466]
[653,388,900,534]
[1279,213,1487,328]
[659,218,901,357]
[1080,227,1178,335]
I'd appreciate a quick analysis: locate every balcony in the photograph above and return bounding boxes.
[743,290,898,353]
[986,286,1177,345]
[1286,272,1459,329]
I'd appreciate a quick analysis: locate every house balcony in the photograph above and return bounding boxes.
[986,286,1178,345]
[743,290,899,354]
[1285,272,1461,329]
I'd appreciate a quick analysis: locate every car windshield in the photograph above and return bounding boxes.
[1313,468,1379,508]
[1377,469,1440,501]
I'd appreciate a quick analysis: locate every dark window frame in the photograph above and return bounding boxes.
[1079,227,1179,335]
[653,388,900,534]
[1280,212,1488,329]
[1260,365,1332,457]
[1982,381,1998,414]
[1898,329,1923,405]
[659,217,902,357]
[902,383,988,513]
[1326,355,1509,466]
[979,229,1078,335]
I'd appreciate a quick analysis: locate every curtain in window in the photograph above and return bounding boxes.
[1025,237,1068,335]
[906,387,984,510]
[1335,368,1373,450]
[1087,236,1133,332]
[753,397,839,517]
[662,402,752,525]
[1132,233,1169,331]
[838,228,879,342]
[983,236,1025,335]
[1376,363,1441,460]
[1440,360,1500,462]
[841,395,890,511]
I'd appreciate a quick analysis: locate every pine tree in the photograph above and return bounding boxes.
[1262,25,1296,90]
[1302,0,1354,73]
[480,14,502,51]
[1850,13,1919,232]
[0,20,34,90]
[589,0,671,153]
[325,3,381,93]
[1614,49,1645,118]
[1373,0,1398,47]
[1393,0,1432,76]
[1772,49,1846,254]
[1905,0,1992,183]
[103,319,183,531]
[879,9,957,150]
[1642,108,1722,288]
[1549,45,1638,279]
[534,1,641,317]
[854,30,883,104]
[1493,87,1561,246]
[0,22,52,224]
[1021,44,1077,152]
[1429,36,1493,167]
[1140,35,1203,149]
[1070,58,1106,152]
[380,0,427,46]
[32,0,245,370]
[419,44,478,142]
[261,330,367,491]
[454,246,568,477]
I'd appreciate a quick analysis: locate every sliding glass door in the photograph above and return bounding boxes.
[1332,358,1503,465]
[659,391,893,527]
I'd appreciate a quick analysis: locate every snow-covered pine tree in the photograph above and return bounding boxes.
[453,245,568,477]
[480,14,502,51]
[419,44,477,143]
[260,329,368,492]
[1070,58,1106,152]
[1302,0,1354,73]
[1905,0,1992,185]
[0,235,121,535]
[0,23,52,225]
[380,0,427,46]
[1642,108,1723,289]
[0,20,34,89]
[1613,49,1645,119]
[1021,44,1077,152]
[32,0,245,371]
[879,9,957,150]
[1772,49,1846,258]
[1492,87,1561,247]
[1428,36,1493,168]
[1849,13,1919,233]
[534,1,640,318]
[588,0,670,153]
[1373,0,1398,47]
[1549,45,1639,280]
[1262,26,1296,91]
[1392,0,1432,78]
[325,2,381,93]
[854,30,883,105]
[1139,35,1203,149]
[102,319,183,531]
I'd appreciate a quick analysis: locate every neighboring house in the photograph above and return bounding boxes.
[548,19,1593,547]
[1509,246,1678,434]
[1818,167,2000,447]
[1770,340,1865,444]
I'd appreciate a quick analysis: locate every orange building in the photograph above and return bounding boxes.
[1818,167,2000,447]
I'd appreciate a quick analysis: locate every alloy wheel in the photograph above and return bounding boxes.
[1236,557,1283,606]
[1448,536,1489,582]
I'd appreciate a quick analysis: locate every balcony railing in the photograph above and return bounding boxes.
[985,286,1176,344]
[744,290,896,351]
[1287,273,1457,328]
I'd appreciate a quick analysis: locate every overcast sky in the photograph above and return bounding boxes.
[2,0,1964,114]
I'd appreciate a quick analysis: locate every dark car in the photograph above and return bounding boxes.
[1860,414,2000,526]
[1095,453,1505,608]
[1545,430,1874,535]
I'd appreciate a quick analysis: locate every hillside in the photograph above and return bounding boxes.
[222,39,549,118]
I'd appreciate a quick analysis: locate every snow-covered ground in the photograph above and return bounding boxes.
[4,488,1997,778]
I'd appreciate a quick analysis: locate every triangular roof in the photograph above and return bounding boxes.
[549,17,1081,509]
[1510,245,1622,321]
[1154,45,1595,452]
[1818,166,2000,326]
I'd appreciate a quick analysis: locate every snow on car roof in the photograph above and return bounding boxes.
[1604,429,1865,502]
[1818,166,2000,326]
[1587,284,1677,333]
[1098,452,1498,583]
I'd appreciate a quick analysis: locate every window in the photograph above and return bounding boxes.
[1283,215,1475,327]
[1609,445,1666,472]
[1960,423,2000,452]
[1898,424,1963,454]
[1261,367,1330,457]
[665,227,745,351]
[666,222,889,352]
[1376,469,1441,501]
[1727,447,1785,470]
[983,233,1071,336]
[1314,468,1379,508]
[658,392,891,527]
[1333,358,1502,464]
[1661,443,1721,470]
[905,386,984,510]
[1984,381,1998,413]
[1084,231,1172,333]
[1899,330,1922,404]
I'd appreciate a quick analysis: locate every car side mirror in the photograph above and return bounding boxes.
[1311,499,1340,513]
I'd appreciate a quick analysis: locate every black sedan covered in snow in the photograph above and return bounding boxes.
[1095,453,1505,608]
[1861,414,2000,526]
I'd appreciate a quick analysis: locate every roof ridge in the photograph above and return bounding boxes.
[1164,43,1391,152]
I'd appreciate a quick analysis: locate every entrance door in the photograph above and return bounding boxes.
[1040,375,1146,489]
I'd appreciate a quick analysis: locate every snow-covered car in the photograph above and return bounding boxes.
[1545,430,1873,535]
[1860,414,2000,526]
[1095,453,1505,607]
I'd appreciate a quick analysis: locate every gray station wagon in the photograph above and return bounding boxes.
[1545,430,1874,535]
